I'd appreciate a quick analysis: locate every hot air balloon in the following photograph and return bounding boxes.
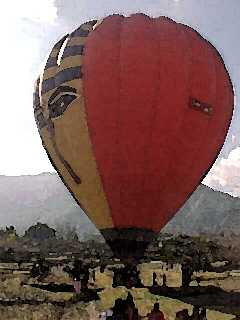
[33,14,234,261]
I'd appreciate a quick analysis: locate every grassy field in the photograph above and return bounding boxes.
[0,262,238,319]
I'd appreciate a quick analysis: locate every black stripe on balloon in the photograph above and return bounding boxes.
[42,66,82,94]
[71,28,90,37]
[55,66,82,86]
[62,45,85,59]
[42,78,56,94]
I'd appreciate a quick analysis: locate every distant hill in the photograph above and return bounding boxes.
[164,184,240,235]
[0,173,97,239]
[0,173,239,238]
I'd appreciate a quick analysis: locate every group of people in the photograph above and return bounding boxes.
[100,301,209,320]
[111,264,142,288]
[100,293,165,320]
[30,259,166,293]
[30,257,194,294]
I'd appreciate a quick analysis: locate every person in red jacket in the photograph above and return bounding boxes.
[147,303,165,320]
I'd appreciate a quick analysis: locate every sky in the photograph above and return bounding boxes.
[1,0,240,197]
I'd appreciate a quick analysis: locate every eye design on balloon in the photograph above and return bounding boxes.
[49,94,77,118]
[48,85,79,119]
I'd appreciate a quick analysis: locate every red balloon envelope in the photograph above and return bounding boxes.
[34,14,234,259]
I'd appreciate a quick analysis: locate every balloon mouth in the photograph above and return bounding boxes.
[101,228,157,262]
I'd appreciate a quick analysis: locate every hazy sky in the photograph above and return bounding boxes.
[1,0,240,196]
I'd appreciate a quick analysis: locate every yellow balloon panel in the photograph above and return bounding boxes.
[37,21,113,230]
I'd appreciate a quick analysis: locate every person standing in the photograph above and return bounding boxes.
[65,260,84,294]
[199,308,207,320]
[175,309,190,320]
[152,272,158,287]
[125,292,140,320]
[147,303,165,320]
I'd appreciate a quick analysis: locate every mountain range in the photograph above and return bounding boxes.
[0,173,239,238]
